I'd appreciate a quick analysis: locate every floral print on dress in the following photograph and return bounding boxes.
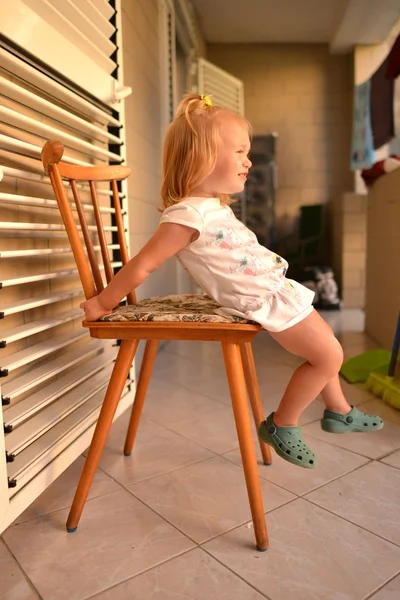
[230,254,269,276]
[279,279,307,307]
[272,253,285,266]
[204,226,244,250]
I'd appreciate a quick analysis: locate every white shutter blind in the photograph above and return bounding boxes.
[159,0,177,130]
[0,0,133,531]
[197,57,245,116]
[0,0,117,103]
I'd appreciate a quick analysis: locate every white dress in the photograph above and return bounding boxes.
[160,197,315,332]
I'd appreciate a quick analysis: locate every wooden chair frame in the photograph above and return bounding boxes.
[41,140,272,551]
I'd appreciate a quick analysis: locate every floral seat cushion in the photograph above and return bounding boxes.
[100,293,256,324]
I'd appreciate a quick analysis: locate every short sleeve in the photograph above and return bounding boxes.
[159,202,204,235]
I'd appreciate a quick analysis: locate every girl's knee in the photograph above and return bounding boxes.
[309,335,343,379]
[315,337,343,376]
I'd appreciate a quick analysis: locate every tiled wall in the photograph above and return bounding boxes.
[207,43,354,237]
[330,193,367,308]
[121,0,179,300]
[365,169,400,349]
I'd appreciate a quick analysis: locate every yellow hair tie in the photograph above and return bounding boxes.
[200,95,212,106]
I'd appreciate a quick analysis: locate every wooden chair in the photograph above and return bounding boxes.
[41,140,272,551]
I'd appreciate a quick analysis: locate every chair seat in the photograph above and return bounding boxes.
[100,293,255,324]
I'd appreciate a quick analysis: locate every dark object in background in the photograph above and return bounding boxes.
[370,55,395,149]
[279,204,325,269]
[232,134,277,249]
[297,266,341,311]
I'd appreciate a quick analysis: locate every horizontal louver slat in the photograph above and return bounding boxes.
[1,244,119,258]
[1,339,108,401]
[52,0,116,57]
[1,310,83,346]
[0,106,122,162]
[0,222,117,233]
[1,270,79,288]
[1,289,83,317]
[1,79,122,145]
[0,49,121,125]
[5,371,114,455]
[0,134,92,166]
[0,191,118,211]
[4,347,117,429]
[0,331,89,375]
[198,58,244,116]
[8,386,131,494]
[71,0,115,38]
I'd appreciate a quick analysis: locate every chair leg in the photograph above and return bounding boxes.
[123,339,159,456]
[222,341,269,551]
[66,339,138,533]
[240,342,272,466]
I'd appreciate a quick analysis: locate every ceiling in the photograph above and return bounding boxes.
[190,0,400,52]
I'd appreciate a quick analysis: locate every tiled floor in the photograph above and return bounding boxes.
[2,309,400,600]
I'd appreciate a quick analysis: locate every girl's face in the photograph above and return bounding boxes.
[195,116,252,197]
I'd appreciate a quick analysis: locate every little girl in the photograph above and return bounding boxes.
[81,93,383,469]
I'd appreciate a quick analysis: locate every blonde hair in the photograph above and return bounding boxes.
[160,93,248,210]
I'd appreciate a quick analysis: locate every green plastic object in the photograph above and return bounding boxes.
[366,372,400,410]
[340,349,392,383]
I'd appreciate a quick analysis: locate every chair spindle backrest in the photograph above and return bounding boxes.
[41,140,135,305]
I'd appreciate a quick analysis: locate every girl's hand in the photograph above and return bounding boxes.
[80,296,111,322]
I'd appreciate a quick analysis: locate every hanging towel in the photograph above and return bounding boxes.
[370,55,395,149]
[386,34,400,79]
[351,80,376,170]
[361,155,400,187]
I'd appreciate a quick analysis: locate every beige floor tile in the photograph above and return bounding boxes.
[13,456,121,525]
[154,351,231,403]
[146,373,180,397]
[358,398,400,426]
[166,334,301,370]
[3,489,193,600]
[129,455,295,543]
[340,378,376,406]
[250,330,303,364]
[0,539,38,600]
[142,386,243,454]
[259,393,326,425]
[153,351,202,381]
[370,574,400,599]
[321,308,365,334]
[98,415,214,485]
[305,461,400,545]
[162,338,303,405]
[302,418,400,459]
[341,338,379,360]
[381,449,400,470]
[223,436,369,496]
[336,331,378,359]
[256,362,297,388]
[5,309,400,600]
[204,498,400,600]
[165,340,226,369]
[92,548,265,600]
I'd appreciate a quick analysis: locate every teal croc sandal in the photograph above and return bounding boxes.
[258,413,317,469]
[321,405,384,433]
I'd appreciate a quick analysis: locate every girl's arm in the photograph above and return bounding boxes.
[80,222,197,321]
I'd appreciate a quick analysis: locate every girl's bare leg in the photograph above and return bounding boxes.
[268,310,349,427]
[320,375,351,414]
